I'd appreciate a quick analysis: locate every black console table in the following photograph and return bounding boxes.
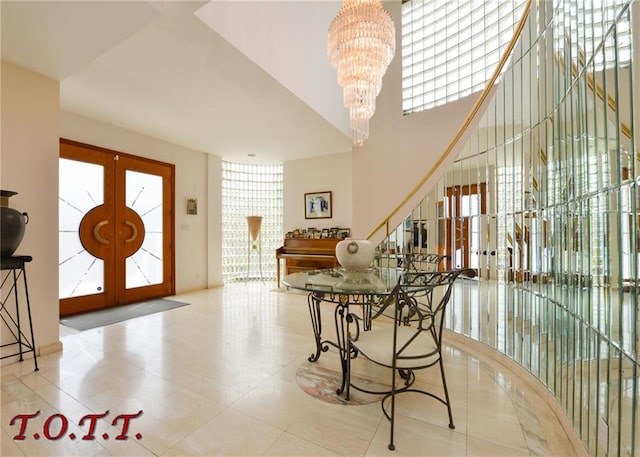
[0,255,38,371]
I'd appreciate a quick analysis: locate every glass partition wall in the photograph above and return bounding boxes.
[378,1,637,456]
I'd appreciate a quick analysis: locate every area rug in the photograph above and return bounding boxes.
[296,361,389,406]
[60,298,189,331]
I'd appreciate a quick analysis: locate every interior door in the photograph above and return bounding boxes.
[59,139,175,316]
[445,183,486,273]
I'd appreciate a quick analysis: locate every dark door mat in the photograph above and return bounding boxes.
[60,298,189,331]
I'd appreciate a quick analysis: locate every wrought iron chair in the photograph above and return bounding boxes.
[402,252,450,272]
[350,268,475,451]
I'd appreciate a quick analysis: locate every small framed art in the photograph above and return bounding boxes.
[186,197,198,215]
[304,191,332,219]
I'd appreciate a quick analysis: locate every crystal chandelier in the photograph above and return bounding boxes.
[328,0,395,146]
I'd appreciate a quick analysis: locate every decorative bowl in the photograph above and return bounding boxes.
[335,238,375,271]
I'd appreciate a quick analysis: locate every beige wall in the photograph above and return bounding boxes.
[353,2,481,241]
[60,111,216,290]
[283,151,352,235]
[1,61,61,356]
[207,154,223,287]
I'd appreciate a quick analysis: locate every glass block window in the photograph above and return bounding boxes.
[221,161,283,282]
[401,0,527,114]
[554,0,632,71]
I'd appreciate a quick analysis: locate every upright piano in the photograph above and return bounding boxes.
[276,238,340,287]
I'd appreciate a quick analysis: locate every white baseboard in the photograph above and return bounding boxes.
[39,340,63,356]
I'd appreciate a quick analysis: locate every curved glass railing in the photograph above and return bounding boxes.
[371,1,637,456]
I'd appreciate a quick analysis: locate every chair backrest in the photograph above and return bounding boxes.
[371,269,475,364]
[402,253,450,272]
[401,269,473,334]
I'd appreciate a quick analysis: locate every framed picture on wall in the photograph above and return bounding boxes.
[304,191,332,219]
[186,197,198,215]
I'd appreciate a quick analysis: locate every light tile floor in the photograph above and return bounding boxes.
[2,282,583,456]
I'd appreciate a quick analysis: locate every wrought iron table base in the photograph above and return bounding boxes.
[306,291,379,401]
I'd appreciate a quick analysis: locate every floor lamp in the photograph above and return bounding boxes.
[246,216,263,280]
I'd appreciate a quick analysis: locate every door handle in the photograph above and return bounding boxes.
[124,220,138,244]
[94,220,109,245]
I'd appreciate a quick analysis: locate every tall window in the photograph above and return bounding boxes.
[221,161,283,282]
[554,0,632,71]
[401,0,526,114]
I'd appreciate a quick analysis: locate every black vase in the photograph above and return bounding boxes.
[1,190,29,257]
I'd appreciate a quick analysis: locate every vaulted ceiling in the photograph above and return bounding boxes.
[1,1,354,163]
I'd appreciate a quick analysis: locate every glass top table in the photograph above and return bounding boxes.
[282,267,400,295]
[284,267,472,401]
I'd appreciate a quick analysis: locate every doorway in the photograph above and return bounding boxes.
[59,139,175,316]
[444,183,486,272]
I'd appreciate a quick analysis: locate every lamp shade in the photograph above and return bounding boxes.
[246,216,263,242]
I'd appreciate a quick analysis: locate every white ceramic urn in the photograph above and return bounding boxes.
[335,238,375,271]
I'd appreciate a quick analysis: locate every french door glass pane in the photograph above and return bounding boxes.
[58,158,104,299]
[125,170,163,289]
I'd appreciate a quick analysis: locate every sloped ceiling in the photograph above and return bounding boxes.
[1,0,353,163]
